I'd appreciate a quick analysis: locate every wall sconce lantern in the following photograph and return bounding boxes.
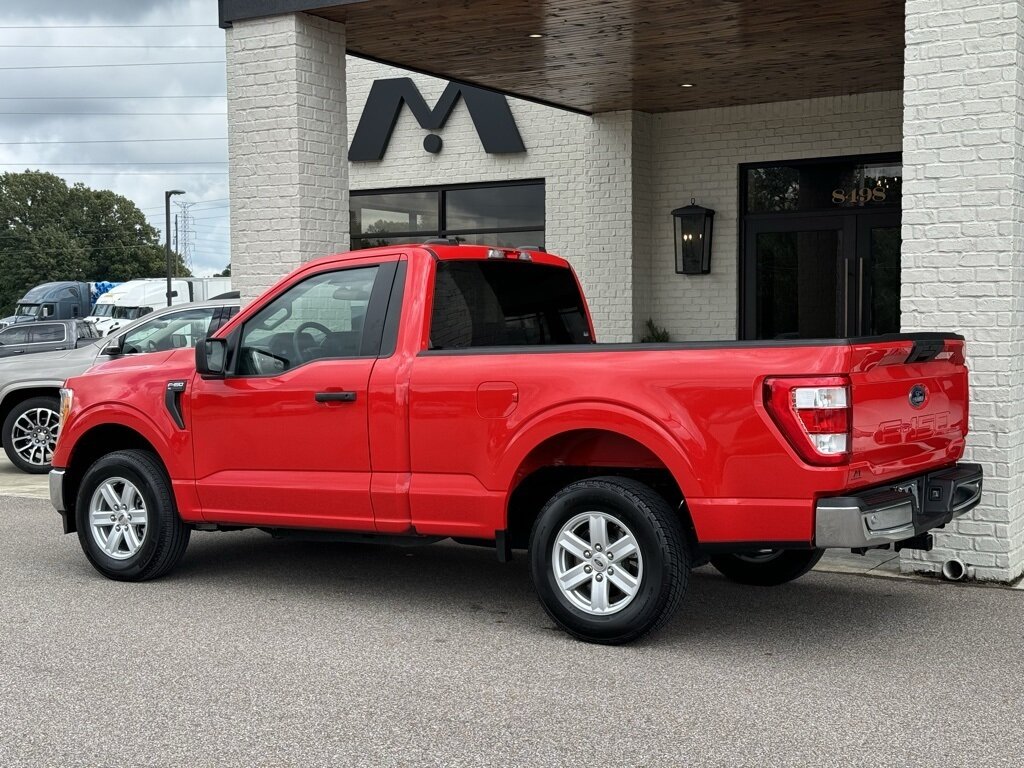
[672,198,715,275]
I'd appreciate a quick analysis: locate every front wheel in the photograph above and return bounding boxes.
[76,449,190,582]
[710,549,824,586]
[530,477,689,645]
[3,396,60,473]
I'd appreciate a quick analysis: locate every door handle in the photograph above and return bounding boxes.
[315,391,357,403]
[857,256,865,336]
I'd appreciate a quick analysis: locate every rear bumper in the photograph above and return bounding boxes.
[814,463,983,549]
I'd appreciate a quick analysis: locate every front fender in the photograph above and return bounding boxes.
[54,401,192,481]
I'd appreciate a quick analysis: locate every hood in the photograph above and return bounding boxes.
[0,315,34,327]
[0,341,101,389]
[0,345,80,367]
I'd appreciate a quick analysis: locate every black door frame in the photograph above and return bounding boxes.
[737,153,902,340]
[741,214,852,341]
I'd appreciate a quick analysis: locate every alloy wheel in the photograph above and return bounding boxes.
[551,511,644,616]
[10,407,59,467]
[88,477,149,561]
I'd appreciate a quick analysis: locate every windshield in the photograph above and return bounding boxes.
[91,304,115,318]
[112,306,151,320]
[15,304,40,317]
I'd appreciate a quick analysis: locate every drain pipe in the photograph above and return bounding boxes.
[941,558,971,582]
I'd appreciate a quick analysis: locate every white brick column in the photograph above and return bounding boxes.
[584,112,649,343]
[902,0,1024,581]
[226,13,348,302]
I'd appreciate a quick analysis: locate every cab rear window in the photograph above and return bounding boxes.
[430,261,592,349]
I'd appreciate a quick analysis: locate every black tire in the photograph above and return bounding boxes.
[75,449,190,582]
[530,477,689,645]
[710,549,824,586]
[3,395,60,474]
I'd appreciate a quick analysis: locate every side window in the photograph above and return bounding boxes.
[121,307,217,355]
[237,266,379,376]
[429,261,592,349]
[0,327,30,345]
[30,324,67,343]
[77,321,101,339]
[41,304,56,318]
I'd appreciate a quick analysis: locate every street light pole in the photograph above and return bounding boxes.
[165,189,185,306]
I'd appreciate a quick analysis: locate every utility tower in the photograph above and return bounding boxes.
[175,201,195,276]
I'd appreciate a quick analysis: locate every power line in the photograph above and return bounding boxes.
[140,198,230,211]
[0,24,219,29]
[0,95,226,99]
[0,111,226,116]
[0,162,226,166]
[0,61,224,70]
[0,137,226,145]
[9,171,229,175]
[0,44,224,48]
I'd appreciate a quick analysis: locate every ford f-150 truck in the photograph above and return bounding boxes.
[50,244,983,644]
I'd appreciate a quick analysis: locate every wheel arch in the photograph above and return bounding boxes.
[60,417,169,532]
[499,406,700,548]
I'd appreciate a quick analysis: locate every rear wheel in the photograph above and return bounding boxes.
[710,548,824,586]
[530,477,688,645]
[76,449,190,582]
[3,396,60,474]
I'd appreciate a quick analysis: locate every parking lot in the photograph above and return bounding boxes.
[0,471,1021,767]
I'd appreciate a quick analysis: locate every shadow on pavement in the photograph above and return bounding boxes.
[164,530,924,648]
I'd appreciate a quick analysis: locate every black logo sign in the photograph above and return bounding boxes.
[909,384,928,409]
[349,78,526,162]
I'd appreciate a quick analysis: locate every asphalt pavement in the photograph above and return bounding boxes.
[2,494,1023,767]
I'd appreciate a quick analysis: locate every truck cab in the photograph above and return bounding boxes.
[87,279,190,335]
[1,281,93,327]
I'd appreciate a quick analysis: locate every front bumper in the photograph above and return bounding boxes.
[814,463,983,549]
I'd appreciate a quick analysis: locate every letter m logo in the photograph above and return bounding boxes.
[349,78,526,162]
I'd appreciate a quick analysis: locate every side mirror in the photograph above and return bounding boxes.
[197,338,227,378]
[101,339,122,356]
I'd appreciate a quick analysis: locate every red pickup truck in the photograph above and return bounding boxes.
[51,244,982,643]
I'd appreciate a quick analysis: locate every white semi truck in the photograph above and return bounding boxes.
[86,277,233,335]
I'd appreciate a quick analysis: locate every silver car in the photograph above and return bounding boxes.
[0,299,239,474]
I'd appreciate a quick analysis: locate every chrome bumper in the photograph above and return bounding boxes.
[49,469,66,512]
[49,469,76,534]
[814,463,983,549]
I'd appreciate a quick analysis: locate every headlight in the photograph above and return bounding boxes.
[58,388,74,435]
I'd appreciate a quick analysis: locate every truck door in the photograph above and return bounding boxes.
[190,259,400,531]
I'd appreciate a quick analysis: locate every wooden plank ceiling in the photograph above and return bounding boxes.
[311,0,905,114]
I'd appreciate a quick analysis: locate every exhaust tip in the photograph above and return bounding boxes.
[941,558,969,582]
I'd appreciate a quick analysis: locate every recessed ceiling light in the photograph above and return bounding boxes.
[680,83,694,88]
[528,33,544,38]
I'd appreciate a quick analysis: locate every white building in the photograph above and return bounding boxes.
[220,0,1024,583]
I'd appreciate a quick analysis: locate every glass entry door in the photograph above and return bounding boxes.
[742,212,900,340]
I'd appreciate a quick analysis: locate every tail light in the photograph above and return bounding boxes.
[765,376,851,466]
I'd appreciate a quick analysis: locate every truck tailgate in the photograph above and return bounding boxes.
[848,335,968,480]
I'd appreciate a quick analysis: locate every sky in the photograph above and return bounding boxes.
[0,0,229,276]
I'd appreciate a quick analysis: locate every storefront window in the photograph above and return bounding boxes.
[351,181,544,250]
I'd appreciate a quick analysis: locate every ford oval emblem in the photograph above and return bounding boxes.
[909,384,928,409]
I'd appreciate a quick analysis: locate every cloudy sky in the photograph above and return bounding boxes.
[0,0,229,276]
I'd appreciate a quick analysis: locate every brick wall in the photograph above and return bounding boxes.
[646,92,904,341]
[227,14,348,302]
[901,0,1024,582]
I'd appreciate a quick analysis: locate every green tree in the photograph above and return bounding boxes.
[216,263,231,277]
[0,171,189,314]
